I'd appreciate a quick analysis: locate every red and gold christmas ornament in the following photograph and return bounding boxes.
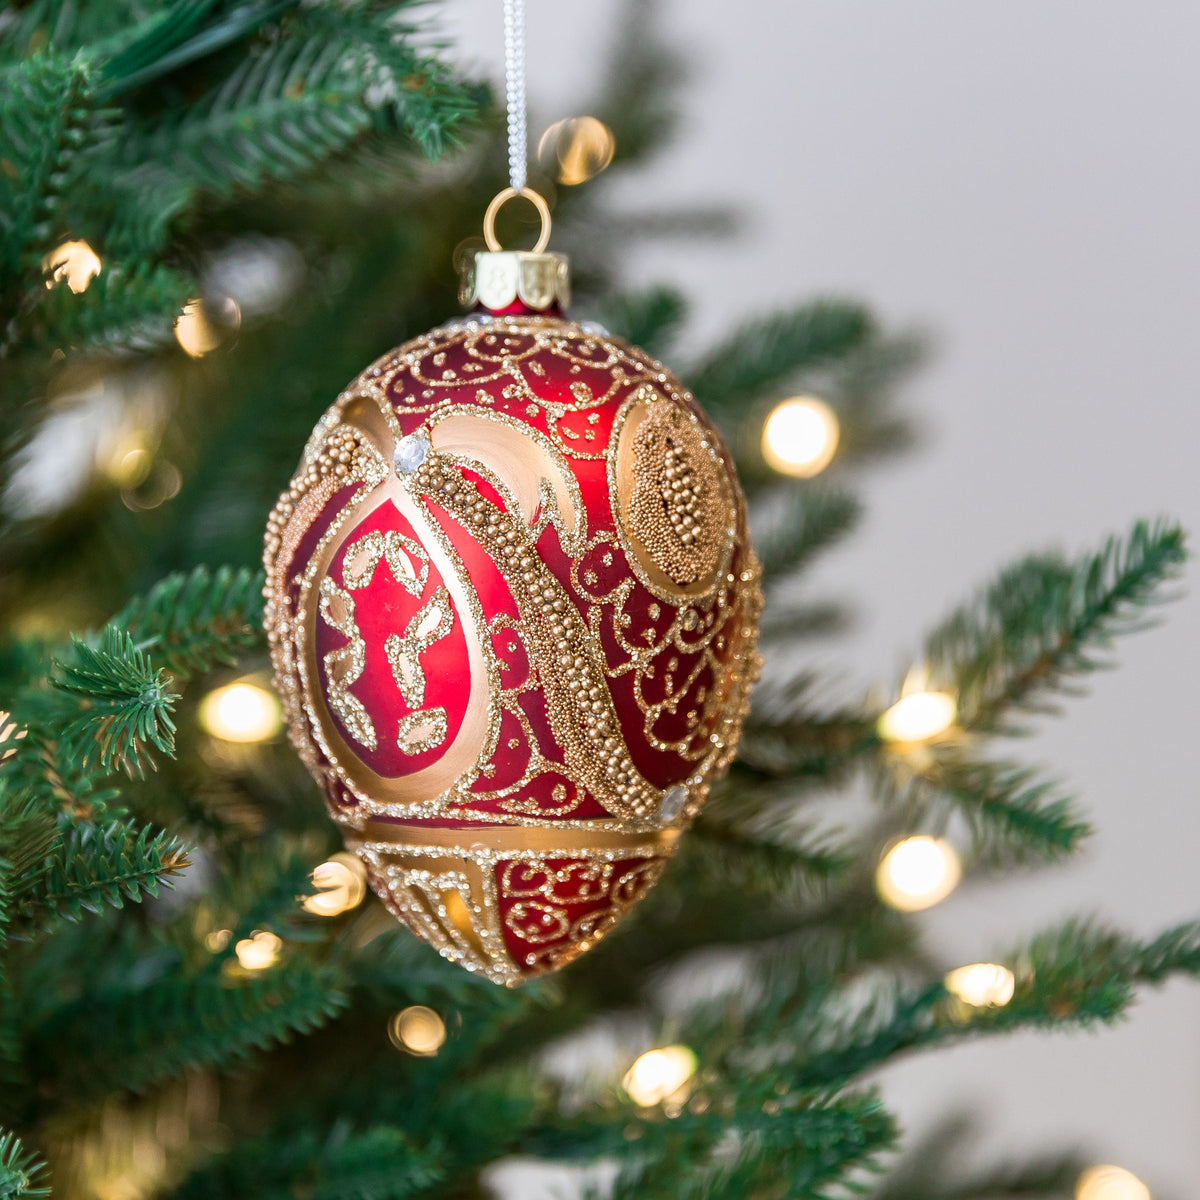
[264,189,763,984]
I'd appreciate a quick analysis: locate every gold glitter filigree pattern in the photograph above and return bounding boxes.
[385,586,454,708]
[318,578,375,752]
[343,529,429,596]
[395,708,449,756]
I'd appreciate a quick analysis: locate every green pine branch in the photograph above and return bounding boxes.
[0,728,125,833]
[688,813,851,898]
[0,52,96,281]
[902,758,1091,864]
[111,564,264,678]
[177,1124,444,1200]
[134,32,370,199]
[755,485,863,587]
[739,676,877,780]
[0,1130,49,1200]
[689,300,874,418]
[871,1114,1084,1200]
[608,1092,897,1200]
[34,956,348,1104]
[926,518,1186,733]
[12,261,191,358]
[783,917,1200,1093]
[125,7,476,200]
[51,627,179,777]
[757,600,851,643]
[93,0,299,98]
[8,817,189,933]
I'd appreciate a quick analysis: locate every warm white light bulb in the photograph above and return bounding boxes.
[44,240,102,293]
[1075,1165,1151,1200]
[389,1006,446,1056]
[175,298,238,357]
[944,962,1016,1007]
[235,929,282,971]
[876,836,962,912]
[302,853,368,916]
[622,1044,698,1107]
[198,681,283,743]
[537,116,616,185]
[878,691,957,743]
[761,396,840,477]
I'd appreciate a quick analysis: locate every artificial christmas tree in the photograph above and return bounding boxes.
[0,2,1192,1198]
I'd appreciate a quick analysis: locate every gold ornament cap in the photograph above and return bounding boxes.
[459,187,570,313]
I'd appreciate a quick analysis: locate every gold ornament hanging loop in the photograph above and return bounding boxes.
[483,187,552,254]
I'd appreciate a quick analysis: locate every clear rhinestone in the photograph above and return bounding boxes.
[579,320,610,338]
[394,433,430,476]
[659,785,688,823]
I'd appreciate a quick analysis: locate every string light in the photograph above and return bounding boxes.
[234,929,282,971]
[43,239,102,293]
[302,852,368,916]
[198,680,283,743]
[175,297,240,357]
[119,458,182,512]
[944,962,1015,1007]
[537,116,616,185]
[106,442,154,488]
[878,690,957,743]
[876,836,962,912]
[622,1045,698,1107]
[204,929,232,953]
[761,396,840,477]
[1075,1166,1151,1200]
[388,1006,446,1056]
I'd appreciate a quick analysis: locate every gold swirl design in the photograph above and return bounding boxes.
[317,579,376,751]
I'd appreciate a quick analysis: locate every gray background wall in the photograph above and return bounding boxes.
[445,2,1200,1191]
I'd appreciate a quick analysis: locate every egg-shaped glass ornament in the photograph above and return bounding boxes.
[264,194,762,983]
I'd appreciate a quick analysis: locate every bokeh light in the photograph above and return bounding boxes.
[761,396,840,477]
[537,116,616,185]
[622,1044,698,1107]
[878,690,957,743]
[119,458,182,512]
[204,929,232,953]
[389,1006,446,1056]
[234,929,282,971]
[44,239,102,293]
[198,680,283,743]
[302,852,368,916]
[944,962,1016,1007]
[876,836,962,912]
[108,445,153,488]
[1075,1165,1151,1200]
[175,297,240,357]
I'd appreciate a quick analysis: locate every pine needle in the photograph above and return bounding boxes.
[51,628,179,777]
[112,565,264,678]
